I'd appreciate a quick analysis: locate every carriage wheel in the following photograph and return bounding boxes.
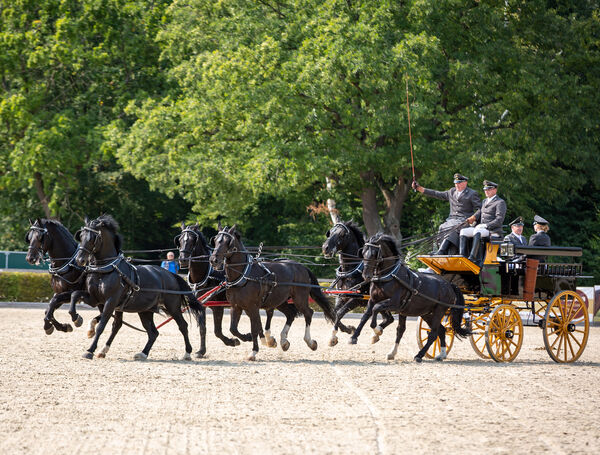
[416,314,455,359]
[543,290,589,363]
[485,304,523,363]
[468,313,491,360]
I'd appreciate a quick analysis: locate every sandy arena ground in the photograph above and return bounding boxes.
[1,304,599,455]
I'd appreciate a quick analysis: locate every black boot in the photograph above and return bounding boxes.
[468,232,482,263]
[459,235,469,258]
[436,239,453,255]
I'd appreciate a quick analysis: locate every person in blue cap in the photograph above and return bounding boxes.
[412,172,481,254]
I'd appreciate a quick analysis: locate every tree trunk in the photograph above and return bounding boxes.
[33,172,52,218]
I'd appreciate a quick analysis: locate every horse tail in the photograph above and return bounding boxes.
[449,283,471,339]
[173,274,206,331]
[307,269,336,323]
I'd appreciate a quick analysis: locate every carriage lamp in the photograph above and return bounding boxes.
[499,242,515,258]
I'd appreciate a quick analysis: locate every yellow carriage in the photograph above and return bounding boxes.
[416,240,591,363]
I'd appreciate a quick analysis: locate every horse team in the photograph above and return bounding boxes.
[25,215,471,362]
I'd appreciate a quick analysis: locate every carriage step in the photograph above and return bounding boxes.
[417,255,481,275]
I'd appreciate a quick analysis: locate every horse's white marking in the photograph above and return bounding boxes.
[280,324,290,344]
[332,364,385,455]
[435,346,447,361]
[373,325,383,336]
[100,345,110,355]
[182,352,192,361]
[247,350,257,361]
[387,343,399,360]
[134,352,147,361]
[260,336,267,346]
[264,330,271,339]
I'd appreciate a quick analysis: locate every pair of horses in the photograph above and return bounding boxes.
[26,216,206,361]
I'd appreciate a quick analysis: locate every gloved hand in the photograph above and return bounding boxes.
[411,180,419,190]
[467,215,476,225]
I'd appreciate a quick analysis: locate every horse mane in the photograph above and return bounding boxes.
[89,215,122,251]
[189,224,210,251]
[343,220,366,248]
[368,232,401,258]
[41,219,74,240]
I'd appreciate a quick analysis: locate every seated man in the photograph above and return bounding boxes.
[459,180,507,263]
[504,216,527,246]
[412,172,481,255]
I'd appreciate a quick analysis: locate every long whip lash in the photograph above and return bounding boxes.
[405,77,416,186]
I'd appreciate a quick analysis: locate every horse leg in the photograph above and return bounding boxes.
[67,290,90,328]
[262,308,277,348]
[349,299,378,344]
[135,311,159,360]
[83,299,118,359]
[229,306,252,342]
[372,308,395,336]
[414,310,444,362]
[88,306,103,339]
[211,306,240,347]
[333,297,359,335]
[170,307,194,361]
[245,306,263,361]
[44,292,72,334]
[387,315,407,361]
[277,304,297,352]
[97,311,123,358]
[298,300,317,351]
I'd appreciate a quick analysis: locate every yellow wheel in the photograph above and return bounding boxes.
[468,313,491,360]
[416,314,455,359]
[485,304,523,363]
[543,290,589,363]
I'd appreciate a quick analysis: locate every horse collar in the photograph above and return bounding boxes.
[372,259,403,282]
[188,263,214,289]
[336,261,364,279]
[224,253,253,288]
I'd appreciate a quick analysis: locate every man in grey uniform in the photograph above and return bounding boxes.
[412,173,481,255]
[504,216,527,246]
[460,180,507,263]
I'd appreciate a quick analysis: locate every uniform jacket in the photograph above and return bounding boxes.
[473,195,507,236]
[422,187,481,221]
[529,231,551,247]
[504,232,528,246]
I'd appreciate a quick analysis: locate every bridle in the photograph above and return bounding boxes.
[26,225,48,261]
[76,226,102,257]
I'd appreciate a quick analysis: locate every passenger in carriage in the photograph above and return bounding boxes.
[412,172,481,255]
[504,216,527,246]
[529,215,551,262]
[459,180,507,264]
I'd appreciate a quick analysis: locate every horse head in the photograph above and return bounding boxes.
[362,233,400,281]
[322,220,364,259]
[25,218,47,265]
[176,222,209,269]
[75,215,122,267]
[209,224,240,271]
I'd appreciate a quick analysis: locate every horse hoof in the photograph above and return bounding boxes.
[87,330,95,339]
[435,356,444,362]
[267,338,277,348]
[97,352,106,359]
[65,324,73,333]
[195,350,206,359]
[371,335,380,344]
[232,339,241,347]
[387,353,395,361]
[329,337,338,347]
[247,352,257,361]
[74,315,83,327]
[281,340,290,351]
[134,352,148,361]
[82,352,93,360]
[309,340,317,351]
[414,356,423,363]
[45,326,55,335]
[348,338,357,345]
[373,326,383,336]
[182,352,192,361]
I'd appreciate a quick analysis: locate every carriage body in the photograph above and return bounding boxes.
[416,241,591,363]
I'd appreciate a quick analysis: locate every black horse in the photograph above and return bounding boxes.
[73,215,206,360]
[209,225,336,361]
[25,218,100,336]
[176,222,252,347]
[351,233,471,362]
[322,220,394,346]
